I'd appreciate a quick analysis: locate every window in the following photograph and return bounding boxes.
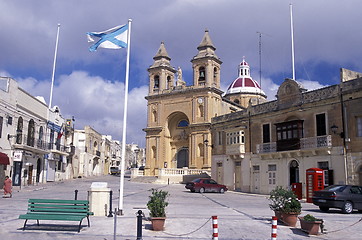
[263,124,270,143]
[218,131,223,145]
[268,164,277,185]
[16,117,23,144]
[178,120,189,127]
[275,120,304,151]
[167,76,171,89]
[316,113,326,136]
[213,67,218,79]
[357,116,362,137]
[226,131,245,145]
[154,75,159,88]
[199,67,205,82]
[27,119,35,147]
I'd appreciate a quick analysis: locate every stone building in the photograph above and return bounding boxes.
[211,67,362,197]
[143,30,242,178]
[73,126,104,177]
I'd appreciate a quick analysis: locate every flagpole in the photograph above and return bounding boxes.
[49,23,61,115]
[290,4,295,80]
[117,19,132,215]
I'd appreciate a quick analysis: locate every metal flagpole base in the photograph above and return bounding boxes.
[116,209,124,216]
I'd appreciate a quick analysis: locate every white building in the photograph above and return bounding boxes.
[0,77,68,187]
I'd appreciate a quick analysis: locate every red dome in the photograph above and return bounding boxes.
[240,61,249,66]
[228,78,261,90]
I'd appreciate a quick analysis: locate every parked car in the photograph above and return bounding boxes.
[185,178,228,193]
[312,185,362,214]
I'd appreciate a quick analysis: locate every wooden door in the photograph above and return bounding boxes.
[235,161,241,191]
[27,165,33,185]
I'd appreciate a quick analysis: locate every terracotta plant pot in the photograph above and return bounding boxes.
[274,211,283,222]
[151,217,166,231]
[281,212,299,227]
[299,217,323,235]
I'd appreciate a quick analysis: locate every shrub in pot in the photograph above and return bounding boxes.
[147,188,169,231]
[268,186,301,227]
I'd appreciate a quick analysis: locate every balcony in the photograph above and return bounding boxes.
[11,134,48,154]
[48,142,66,152]
[226,143,245,159]
[256,135,332,158]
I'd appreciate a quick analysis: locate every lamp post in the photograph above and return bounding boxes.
[330,124,348,184]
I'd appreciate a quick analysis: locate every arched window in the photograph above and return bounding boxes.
[199,67,205,82]
[154,75,160,88]
[16,117,23,144]
[27,119,35,147]
[213,67,218,79]
[38,126,44,148]
[167,76,172,89]
[178,120,189,128]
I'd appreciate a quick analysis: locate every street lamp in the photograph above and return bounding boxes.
[330,124,344,138]
[204,139,214,148]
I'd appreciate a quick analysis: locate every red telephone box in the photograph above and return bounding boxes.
[306,168,324,203]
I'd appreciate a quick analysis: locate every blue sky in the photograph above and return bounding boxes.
[1,0,362,147]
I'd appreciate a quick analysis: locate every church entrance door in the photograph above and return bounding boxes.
[177,148,189,168]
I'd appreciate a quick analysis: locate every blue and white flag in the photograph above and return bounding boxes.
[87,24,128,52]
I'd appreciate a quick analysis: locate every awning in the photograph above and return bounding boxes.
[0,152,10,165]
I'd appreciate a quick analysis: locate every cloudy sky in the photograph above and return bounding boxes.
[1,0,362,147]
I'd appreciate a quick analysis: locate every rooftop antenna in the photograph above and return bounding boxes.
[256,31,271,88]
[290,3,296,80]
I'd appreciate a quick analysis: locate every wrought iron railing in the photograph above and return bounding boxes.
[256,135,332,154]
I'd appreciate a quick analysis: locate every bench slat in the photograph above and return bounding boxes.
[28,199,89,204]
[19,214,85,221]
[28,209,89,214]
[28,204,89,209]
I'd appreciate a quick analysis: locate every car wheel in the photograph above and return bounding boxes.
[191,189,195,193]
[199,187,205,193]
[342,201,353,214]
[319,206,329,212]
[219,188,225,194]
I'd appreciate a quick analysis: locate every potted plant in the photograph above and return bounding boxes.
[269,186,301,227]
[147,188,169,231]
[299,214,324,235]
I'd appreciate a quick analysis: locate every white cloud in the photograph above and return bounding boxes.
[16,71,147,145]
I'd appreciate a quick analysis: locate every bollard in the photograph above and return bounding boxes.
[108,190,113,217]
[271,216,277,240]
[113,208,117,240]
[136,210,143,240]
[212,216,218,240]
[74,189,78,200]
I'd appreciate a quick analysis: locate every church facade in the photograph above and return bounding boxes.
[143,30,243,177]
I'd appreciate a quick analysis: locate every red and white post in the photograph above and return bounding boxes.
[212,216,218,240]
[271,216,277,240]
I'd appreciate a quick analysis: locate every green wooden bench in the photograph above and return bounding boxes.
[19,199,94,232]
